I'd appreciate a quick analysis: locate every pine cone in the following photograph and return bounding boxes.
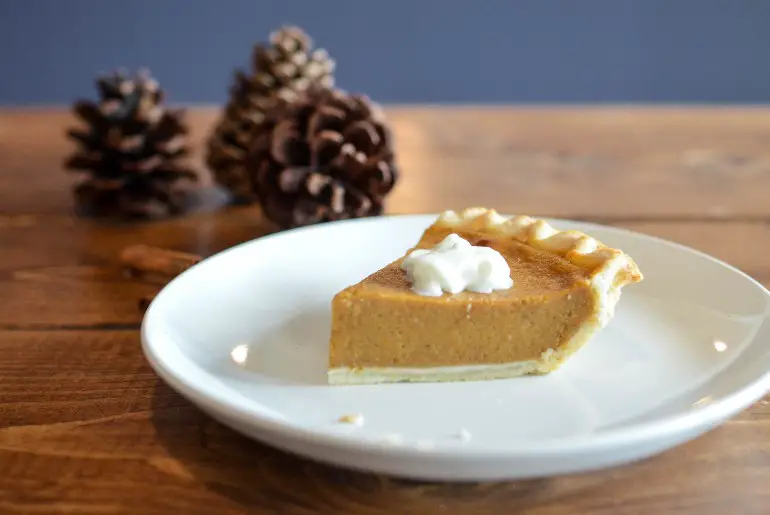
[65,69,198,220]
[247,87,399,229]
[206,26,335,202]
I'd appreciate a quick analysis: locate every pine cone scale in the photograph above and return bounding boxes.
[310,131,344,167]
[66,129,97,148]
[277,167,311,193]
[65,153,101,171]
[343,121,381,155]
[73,101,109,131]
[271,124,310,166]
[307,106,346,137]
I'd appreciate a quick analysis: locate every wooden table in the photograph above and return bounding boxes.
[1,107,769,514]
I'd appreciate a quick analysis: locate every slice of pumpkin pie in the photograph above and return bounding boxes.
[327,207,643,385]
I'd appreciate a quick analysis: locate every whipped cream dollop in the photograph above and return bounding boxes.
[400,234,513,297]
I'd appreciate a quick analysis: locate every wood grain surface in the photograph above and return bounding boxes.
[1,107,769,514]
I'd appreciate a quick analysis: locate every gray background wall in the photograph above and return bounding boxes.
[1,0,769,106]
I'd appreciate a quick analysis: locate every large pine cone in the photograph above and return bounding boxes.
[65,69,197,220]
[206,26,335,201]
[247,87,399,229]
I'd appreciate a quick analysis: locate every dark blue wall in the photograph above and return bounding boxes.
[2,0,770,105]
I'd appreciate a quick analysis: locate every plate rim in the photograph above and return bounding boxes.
[141,213,770,458]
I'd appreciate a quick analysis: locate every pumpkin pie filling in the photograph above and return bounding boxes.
[327,208,642,385]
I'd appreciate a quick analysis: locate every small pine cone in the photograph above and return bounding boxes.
[206,26,335,202]
[247,87,399,229]
[65,69,198,220]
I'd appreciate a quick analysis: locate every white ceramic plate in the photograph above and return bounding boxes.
[141,214,770,481]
